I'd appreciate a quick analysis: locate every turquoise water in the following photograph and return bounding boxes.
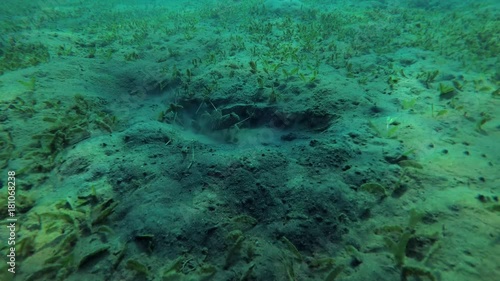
[1,0,499,280]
